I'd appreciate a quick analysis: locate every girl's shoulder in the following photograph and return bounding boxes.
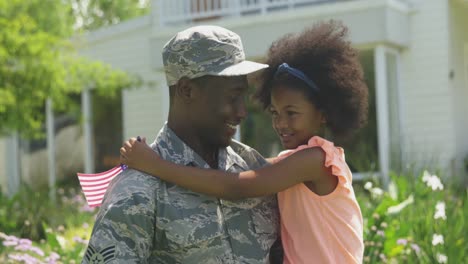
[277,136,344,161]
[277,136,353,191]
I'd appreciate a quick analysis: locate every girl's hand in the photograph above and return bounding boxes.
[120,137,160,173]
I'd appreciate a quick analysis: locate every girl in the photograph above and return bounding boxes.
[120,21,368,263]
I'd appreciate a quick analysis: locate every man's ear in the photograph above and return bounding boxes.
[175,77,197,103]
[320,113,327,124]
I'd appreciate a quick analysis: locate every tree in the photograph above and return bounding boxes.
[68,0,151,170]
[70,0,150,31]
[0,0,142,138]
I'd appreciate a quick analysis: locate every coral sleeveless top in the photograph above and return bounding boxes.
[276,136,364,264]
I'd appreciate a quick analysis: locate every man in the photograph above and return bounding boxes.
[83,25,281,263]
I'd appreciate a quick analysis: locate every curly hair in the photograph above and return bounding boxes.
[255,20,368,140]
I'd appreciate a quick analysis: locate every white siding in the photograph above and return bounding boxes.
[79,16,167,141]
[399,1,456,172]
[208,0,409,58]
[450,2,468,175]
[148,0,410,67]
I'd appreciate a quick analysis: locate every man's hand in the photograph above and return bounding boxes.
[120,137,159,173]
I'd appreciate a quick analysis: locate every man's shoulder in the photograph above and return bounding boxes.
[86,170,158,263]
[101,169,161,207]
[110,169,160,189]
[229,140,267,168]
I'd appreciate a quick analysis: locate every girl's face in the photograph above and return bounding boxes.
[270,85,325,149]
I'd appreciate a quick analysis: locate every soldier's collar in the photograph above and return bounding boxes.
[155,124,248,170]
[221,146,249,171]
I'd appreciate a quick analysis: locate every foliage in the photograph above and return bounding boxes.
[241,89,281,157]
[0,186,96,263]
[70,0,150,31]
[359,171,466,263]
[1,170,466,263]
[0,0,142,139]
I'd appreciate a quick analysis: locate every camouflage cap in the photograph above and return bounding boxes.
[162,25,268,86]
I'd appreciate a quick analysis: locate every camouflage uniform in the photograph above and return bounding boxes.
[83,125,280,264]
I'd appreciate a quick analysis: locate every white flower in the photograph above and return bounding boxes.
[432,234,444,246]
[387,195,414,215]
[388,181,398,200]
[371,187,384,198]
[422,170,431,183]
[428,176,444,191]
[436,253,448,263]
[364,181,373,190]
[434,201,446,220]
[422,171,444,191]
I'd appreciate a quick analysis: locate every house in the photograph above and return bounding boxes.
[1,0,467,195]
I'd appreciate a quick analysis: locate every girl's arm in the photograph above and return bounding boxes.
[120,138,331,200]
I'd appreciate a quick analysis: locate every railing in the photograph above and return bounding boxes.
[159,0,333,26]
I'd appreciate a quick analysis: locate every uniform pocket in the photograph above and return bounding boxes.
[164,216,224,250]
[157,196,225,253]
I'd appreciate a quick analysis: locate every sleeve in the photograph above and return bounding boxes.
[309,137,353,193]
[82,170,158,264]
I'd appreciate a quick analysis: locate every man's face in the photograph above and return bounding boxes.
[191,76,249,148]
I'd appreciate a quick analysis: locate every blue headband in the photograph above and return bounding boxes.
[274,63,319,93]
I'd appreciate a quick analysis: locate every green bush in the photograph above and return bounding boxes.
[0,186,96,263]
[358,171,466,263]
[0,170,466,263]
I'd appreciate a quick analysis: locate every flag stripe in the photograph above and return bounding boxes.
[77,168,121,181]
[81,185,111,192]
[86,194,105,202]
[77,165,123,208]
[77,166,122,177]
[83,189,110,196]
[78,174,117,182]
[88,198,103,203]
[78,176,119,186]
[77,167,121,178]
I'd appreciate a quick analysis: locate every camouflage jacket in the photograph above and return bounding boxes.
[83,125,280,264]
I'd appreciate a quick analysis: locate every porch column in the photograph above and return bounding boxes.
[46,98,56,202]
[374,45,390,188]
[82,88,94,174]
[6,132,20,197]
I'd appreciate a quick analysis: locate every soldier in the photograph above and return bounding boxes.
[83,25,281,264]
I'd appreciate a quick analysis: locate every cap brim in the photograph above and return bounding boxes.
[216,60,269,76]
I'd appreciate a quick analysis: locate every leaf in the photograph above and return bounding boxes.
[42,223,60,250]
[387,195,414,215]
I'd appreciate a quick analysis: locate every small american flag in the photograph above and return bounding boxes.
[77,165,126,207]
[77,137,139,207]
